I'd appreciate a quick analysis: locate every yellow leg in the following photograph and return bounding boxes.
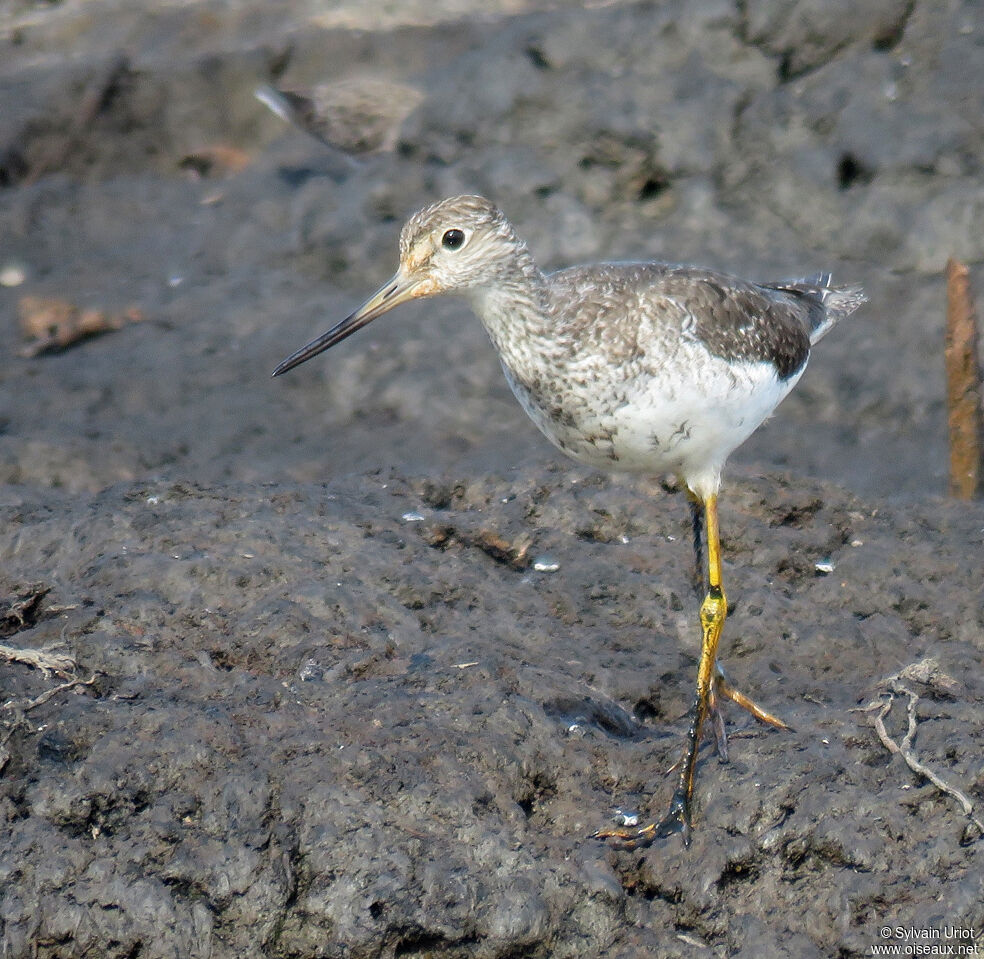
[594,493,788,849]
[668,493,729,840]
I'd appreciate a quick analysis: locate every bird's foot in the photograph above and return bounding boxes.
[594,670,790,850]
[714,665,792,733]
[665,667,785,770]
[592,792,692,849]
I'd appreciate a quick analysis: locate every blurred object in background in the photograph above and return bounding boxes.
[255,78,424,156]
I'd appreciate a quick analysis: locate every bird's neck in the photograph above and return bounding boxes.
[464,256,557,370]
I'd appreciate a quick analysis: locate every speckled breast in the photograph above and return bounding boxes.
[500,349,801,479]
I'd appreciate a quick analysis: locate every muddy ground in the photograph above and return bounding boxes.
[1,0,983,956]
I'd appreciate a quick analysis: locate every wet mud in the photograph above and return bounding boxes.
[2,0,983,956]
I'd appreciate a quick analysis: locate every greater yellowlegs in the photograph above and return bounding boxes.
[273,195,865,845]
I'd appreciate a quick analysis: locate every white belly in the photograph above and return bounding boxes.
[502,351,801,500]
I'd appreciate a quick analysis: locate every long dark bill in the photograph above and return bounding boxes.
[271,273,422,377]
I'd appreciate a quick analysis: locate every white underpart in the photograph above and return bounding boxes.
[502,348,803,503]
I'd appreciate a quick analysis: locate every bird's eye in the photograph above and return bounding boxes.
[442,229,466,251]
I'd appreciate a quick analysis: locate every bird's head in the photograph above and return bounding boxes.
[273,195,524,376]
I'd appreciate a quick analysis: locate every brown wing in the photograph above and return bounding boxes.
[549,263,814,380]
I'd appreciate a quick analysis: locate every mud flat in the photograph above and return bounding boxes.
[2,0,983,956]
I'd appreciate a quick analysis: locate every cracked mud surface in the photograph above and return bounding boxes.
[2,0,983,956]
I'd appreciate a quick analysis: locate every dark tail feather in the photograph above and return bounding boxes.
[769,272,867,345]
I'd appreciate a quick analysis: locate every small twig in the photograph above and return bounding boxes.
[17,674,98,712]
[857,680,984,839]
[944,258,983,500]
[0,643,76,678]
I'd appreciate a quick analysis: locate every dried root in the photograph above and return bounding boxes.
[855,659,983,841]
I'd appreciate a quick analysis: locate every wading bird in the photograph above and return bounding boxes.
[274,195,864,845]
